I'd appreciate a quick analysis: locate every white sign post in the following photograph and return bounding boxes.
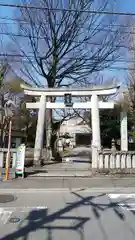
[16,144,25,178]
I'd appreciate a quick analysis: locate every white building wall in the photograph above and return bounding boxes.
[59,117,91,146]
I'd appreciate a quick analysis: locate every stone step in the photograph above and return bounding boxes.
[26,167,91,172]
[26,171,92,178]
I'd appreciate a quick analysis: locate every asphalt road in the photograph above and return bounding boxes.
[62,146,91,170]
[0,189,135,239]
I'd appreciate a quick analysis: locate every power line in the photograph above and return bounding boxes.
[0,16,25,22]
[108,66,134,71]
[9,63,135,71]
[0,3,135,17]
[0,16,132,29]
[0,30,131,40]
[0,53,132,63]
[0,55,133,71]
[0,53,134,65]
[0,24,134,35]
[0,31,45,39]
[0,32,131,50]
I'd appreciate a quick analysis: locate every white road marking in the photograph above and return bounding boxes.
[2,211,12,224]
[0,206,47,210]
[108,194,135,199]
[20,206,47,212]
[118,203,135,211]
[0,209,13,224]
[108,194,135,211]
[0,206,47,224]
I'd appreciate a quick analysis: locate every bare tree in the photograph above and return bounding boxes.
[0,58,29,147]
[0,60,20,147]
[121,71,135,120]
[7,0,130,155]
[0,61,10,147]
[116,22,135,130]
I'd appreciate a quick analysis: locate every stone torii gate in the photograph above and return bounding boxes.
[21,83,127,166]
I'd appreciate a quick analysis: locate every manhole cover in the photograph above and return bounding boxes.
[0,194,16,203]
[9,217,20,223]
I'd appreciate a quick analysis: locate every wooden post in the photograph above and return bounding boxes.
[5,119,12,180]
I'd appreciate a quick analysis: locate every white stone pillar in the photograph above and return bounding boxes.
[120,111,128,151]
[91,94,101,169]
[91,94,101,150]
[34,95,46,165]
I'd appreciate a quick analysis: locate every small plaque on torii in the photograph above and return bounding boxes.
[64,93,73,107]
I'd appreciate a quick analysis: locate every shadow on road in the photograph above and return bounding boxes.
[1,192,135,240]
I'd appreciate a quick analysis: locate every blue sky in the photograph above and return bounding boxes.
[101,0,135,82]
[1,0,135,86]
[120,0,135,12]
[100,0,135,84]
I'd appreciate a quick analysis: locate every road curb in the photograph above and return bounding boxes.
[0,187,135,193]
[26,175,92,178]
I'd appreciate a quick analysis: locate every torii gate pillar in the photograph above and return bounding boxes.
[91,94,101,150]
[34,95,46,165]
